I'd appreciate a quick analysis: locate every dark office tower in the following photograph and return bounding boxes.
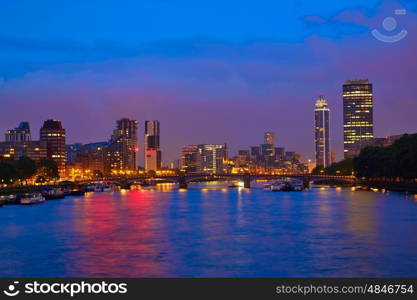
[5,122,31,142]
[264,132,275,145]
[250,146,261,163]
[314,95,331,167]
[40,119,66,176]
[343,79,374,158]
[144,120,161,171]
[237,150,250,163]
[262,132,275,165]
[274,147,285,161]
[106,118,138,172]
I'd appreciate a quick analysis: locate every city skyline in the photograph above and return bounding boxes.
[1,1,417,283]
[0,74,414,170]
[1,1,417,164]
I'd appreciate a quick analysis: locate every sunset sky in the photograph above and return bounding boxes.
[1,0,416,165]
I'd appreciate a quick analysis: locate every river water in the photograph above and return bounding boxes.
[1,183,417,277]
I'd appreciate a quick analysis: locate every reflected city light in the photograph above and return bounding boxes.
[236,181,245,188]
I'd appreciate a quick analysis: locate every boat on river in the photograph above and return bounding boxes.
[20,193,45,205]
[70,188,85,196]
[42,188,65,200]
[0,194,19,204]
[270,178,304,192]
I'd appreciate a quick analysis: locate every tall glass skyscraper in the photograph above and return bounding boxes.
[144,120,161,171]
[314,96,330,167]
[343,79,374,158]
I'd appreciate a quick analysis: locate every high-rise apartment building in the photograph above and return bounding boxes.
[40,119,66,176]
[105,118,138,173]
[144,120,161,171]
[314,95,330,167]
[343,79,374,158]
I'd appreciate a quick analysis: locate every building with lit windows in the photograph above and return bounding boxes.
[264,132,275,145]
[5,122,32,142]
[0,122,47,162]
[180,145,202,173]
[105,118,138,173]
[40,119,66,176]
[180,144,227,174]
[66,142,107,177]
[314,95,330,167]
[144,120,161,171]
[343,79,374,158]
[0,141,47,162]
[198,144,227,174]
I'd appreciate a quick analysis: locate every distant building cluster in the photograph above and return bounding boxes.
[0,120,66,176]
[1,78,413,179]
[0,118,160,180]
[180,144,228,174]
[178,131,306,175]
[67,118,144,179]
[226,132,306,175]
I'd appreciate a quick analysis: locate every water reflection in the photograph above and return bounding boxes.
[0,186,416,277]
[344,191,379,239]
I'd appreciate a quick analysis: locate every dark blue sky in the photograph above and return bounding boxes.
[1,0,416,164]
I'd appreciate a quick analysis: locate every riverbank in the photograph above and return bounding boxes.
[0,184,75,196]
[2,179,417,196]
[359,180,417,194]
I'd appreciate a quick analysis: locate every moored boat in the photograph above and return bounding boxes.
[270,181,285,191]
[42,188,65,200]
[290,180,304,191]
[229,181,245,188]
[270,178,304,192]
[2,194,19,204]
[20,193,45,205]
[70,188,85,196]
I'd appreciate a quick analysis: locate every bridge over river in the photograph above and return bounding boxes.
[101,174,356,189]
